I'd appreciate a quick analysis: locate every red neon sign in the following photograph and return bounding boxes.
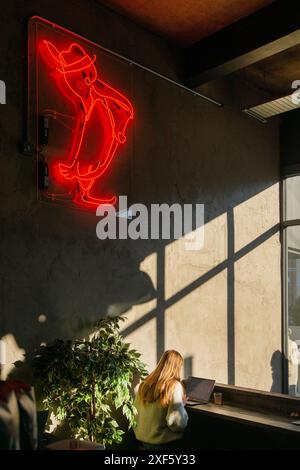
[39,40,134,207]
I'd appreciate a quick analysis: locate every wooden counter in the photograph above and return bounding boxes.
[185,383,300,449]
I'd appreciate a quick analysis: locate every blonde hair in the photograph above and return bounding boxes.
[138,350,184,407]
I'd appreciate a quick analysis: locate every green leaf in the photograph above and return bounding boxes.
[30,316,147,445]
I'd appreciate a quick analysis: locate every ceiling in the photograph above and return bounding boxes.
[240,44,300,98]
[99,0,300,106]
[99,0,274,45]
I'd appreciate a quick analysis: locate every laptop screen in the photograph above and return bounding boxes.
[186,377,215,401]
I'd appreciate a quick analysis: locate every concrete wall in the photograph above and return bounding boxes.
[0,0,282,391]
[124,75,282,391]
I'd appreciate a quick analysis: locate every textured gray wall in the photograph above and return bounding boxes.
[0,0,282,391]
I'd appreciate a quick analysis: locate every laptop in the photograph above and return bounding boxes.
[185,376,215,406]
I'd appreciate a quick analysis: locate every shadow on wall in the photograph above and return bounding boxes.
[184,356,193,378]
[1,186,280,388]
[0,206,158,380]
[117,73,281,388]
[270,350,284,393]
[121,205,280,387]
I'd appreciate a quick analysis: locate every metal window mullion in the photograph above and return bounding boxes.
[282,219,300,227]
[281,179,291,394]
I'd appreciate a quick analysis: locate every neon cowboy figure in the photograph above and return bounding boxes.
[40,40,134,206]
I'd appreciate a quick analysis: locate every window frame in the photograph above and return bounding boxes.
[282,174,300,394]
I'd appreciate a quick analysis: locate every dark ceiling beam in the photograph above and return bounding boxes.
[184,1,300,87]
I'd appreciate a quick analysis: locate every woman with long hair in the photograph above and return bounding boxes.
[134,350,188,449]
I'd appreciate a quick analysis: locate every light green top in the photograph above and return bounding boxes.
[133,382,188,445]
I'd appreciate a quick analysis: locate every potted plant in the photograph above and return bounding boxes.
[31,316,147,446]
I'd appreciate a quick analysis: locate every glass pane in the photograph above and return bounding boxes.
[287,226,300,395]
[286,175,300,221]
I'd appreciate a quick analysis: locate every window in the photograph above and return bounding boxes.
[284,175,300,396]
